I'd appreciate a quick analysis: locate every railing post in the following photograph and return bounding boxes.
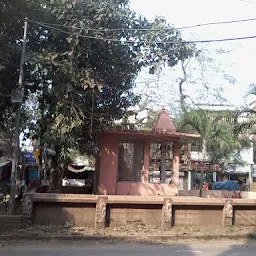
[223,200,233,227]
[162,198,173,230]
[95,196,107,229]
[21,194,33,226]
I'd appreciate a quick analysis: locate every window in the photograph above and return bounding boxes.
[191,141,202,152]
[118,140,144,182]
[149,143,173,184]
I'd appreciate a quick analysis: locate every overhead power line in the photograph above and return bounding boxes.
[29,20,256,44]
[179,17,256,29]
[30,17,256,32]
[240,0,256,4]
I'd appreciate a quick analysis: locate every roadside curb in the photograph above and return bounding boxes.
[0,233,255,241]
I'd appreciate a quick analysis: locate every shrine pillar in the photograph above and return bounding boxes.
[143,139,150,183]
[172,140,180,192]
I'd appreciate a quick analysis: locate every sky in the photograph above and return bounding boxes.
[129,0,256,110]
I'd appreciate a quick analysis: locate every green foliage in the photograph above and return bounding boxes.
[178,108,248,167]
[234,84,256,163]
[232,84,256,137]
[0,0,194,169]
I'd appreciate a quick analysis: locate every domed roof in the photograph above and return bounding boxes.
[152,107,176,133]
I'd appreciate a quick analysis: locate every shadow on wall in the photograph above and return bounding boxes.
[33,202,96,227]
[115,182,178,196]
[233,206,256,227]
[105,203,162,228]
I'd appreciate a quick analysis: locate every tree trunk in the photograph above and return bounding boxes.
[199,139,207,197]
[179,60,187,112]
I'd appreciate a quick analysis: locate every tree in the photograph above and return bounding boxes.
[132,43,235,119]
[0,0,55,161]
[17,0,194,186]
[178,108,248,196]
[234,84,256,162]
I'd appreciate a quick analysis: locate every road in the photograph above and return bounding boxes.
[1,240,256,255]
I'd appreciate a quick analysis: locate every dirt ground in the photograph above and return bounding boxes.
[0,223,256,242]
[0,201,22,215]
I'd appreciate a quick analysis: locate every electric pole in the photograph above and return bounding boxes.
[9,18,28,215]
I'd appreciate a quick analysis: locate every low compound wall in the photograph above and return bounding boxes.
[22,193,256,229]
[179,190,256,199]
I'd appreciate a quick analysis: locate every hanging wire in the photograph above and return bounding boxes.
[30,17,256,32]
[29,20,256,44]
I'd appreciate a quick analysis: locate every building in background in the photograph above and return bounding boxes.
[183,104,254,191]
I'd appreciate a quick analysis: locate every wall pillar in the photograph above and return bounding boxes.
[162,198,173,230]
[213,172,217,182]
[249,164,253,191]
[223,200,233,227]
[188,171,192,190]
[95,196,107,229]
[217,171,221,182]
[21,194,33,226]
[172,140,180,195]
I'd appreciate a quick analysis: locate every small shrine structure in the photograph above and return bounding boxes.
[98,108,200,196]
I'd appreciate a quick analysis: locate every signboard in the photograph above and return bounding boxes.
[24,152,37,165]
[190,160,221,172]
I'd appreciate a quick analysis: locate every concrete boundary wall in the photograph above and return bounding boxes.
[179,190,256,199]
[22,193,256,229]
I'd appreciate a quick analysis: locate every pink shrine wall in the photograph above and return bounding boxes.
[98,133,179,196]
[98,134,119,195]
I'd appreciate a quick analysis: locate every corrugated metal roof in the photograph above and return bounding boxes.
[0,161,11,168]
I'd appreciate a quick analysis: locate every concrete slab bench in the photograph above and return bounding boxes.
[26,193,98,203]
[232,199,256,206]
[171,198,226,206]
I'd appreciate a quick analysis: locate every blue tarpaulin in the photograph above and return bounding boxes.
[28,168,39,181]
[212,181,239,191]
